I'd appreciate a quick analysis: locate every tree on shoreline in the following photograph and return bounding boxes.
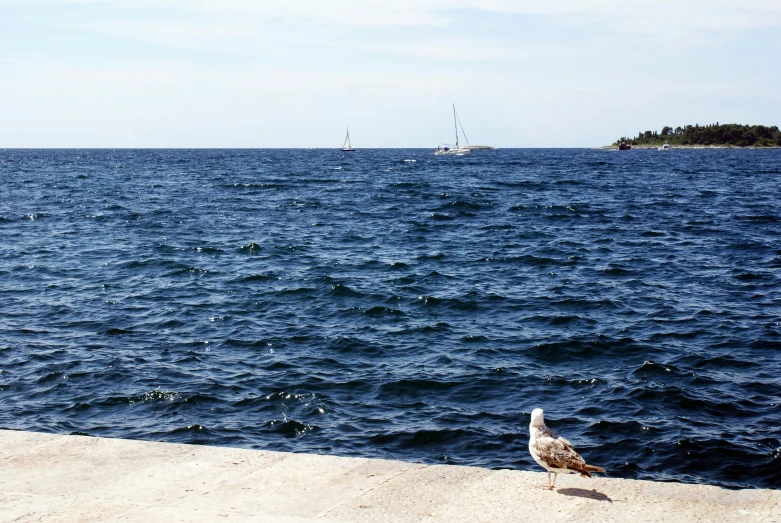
[614,124,781,147]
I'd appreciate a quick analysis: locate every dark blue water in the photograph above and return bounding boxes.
[1,148,779,489]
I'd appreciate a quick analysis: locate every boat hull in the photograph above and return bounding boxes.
[435,148,470,156]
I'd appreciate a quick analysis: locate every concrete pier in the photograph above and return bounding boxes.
[1,429,778,522]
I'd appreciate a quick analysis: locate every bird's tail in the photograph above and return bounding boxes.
[581,464,606,477]
[585,464,605,473]
[577,464,606,477]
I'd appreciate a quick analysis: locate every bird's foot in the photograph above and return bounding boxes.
[540,485,555,490]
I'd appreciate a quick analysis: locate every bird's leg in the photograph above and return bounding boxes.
[542,471,554,490]
[551,472,558,489]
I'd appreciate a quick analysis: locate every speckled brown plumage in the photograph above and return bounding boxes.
[529,408,605,489]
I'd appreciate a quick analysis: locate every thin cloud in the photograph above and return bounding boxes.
[4,0,781,33]
[13,0,776,64]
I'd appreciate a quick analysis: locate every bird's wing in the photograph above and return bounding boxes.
[532,433,587,470]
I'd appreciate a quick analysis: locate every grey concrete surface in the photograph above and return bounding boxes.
[0,429,778,522]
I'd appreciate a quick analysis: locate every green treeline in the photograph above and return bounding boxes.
[614,123,781,147]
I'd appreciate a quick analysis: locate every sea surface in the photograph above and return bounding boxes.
[1,148,779,489]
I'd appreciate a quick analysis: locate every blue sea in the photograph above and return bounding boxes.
[1,148,779,489]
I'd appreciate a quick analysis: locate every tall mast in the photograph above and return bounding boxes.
[453,104,459,147]
[456,110,471,148]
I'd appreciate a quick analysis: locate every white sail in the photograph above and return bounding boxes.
[342,128,354,151]
[434,104,471,155]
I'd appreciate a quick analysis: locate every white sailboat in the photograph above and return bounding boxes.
[435,104,470,155]
[341,128,356,152]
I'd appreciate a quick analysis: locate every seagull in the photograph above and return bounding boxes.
[528,408,605,490]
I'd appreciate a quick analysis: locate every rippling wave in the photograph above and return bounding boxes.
[1,148,779,489]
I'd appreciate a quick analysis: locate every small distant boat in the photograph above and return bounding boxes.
[658,143,670,150]
[341,128,355,152]
[618,142,631,150]
[435,144,470,156]
[435,104,471,155]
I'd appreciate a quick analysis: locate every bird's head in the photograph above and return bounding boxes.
[530,408,546,427]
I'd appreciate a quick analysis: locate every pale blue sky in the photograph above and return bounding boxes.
[1,0,780,147]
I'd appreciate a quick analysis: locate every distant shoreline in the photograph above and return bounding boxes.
[600,144,781,150]
[611,123,781,149]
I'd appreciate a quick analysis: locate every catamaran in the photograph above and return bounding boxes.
[341,128,355,152]
[435,104,470,155]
